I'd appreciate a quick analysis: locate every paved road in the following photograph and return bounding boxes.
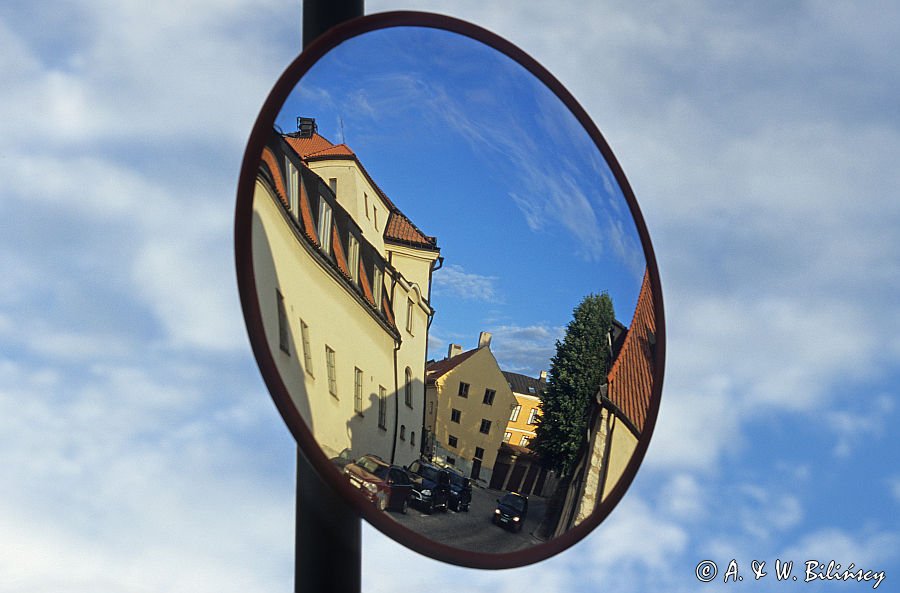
[388,485,547,553]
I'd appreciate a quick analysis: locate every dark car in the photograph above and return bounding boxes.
[405,459,451,513]
[493,492,528,532]
[343,454,413,513]
[447,469,472,512]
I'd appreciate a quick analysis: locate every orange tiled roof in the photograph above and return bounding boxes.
[284,134,354,159]
[283,132,437,250]
[425,348,479,384]
[606,269,656,434]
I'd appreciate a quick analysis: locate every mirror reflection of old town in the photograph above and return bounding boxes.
[252,115,658,553]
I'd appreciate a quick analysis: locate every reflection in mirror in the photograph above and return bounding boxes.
[248,25,659,555]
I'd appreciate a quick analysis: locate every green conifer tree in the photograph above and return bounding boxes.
[532,292,615,476]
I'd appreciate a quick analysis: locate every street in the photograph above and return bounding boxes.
[389,485,547,553]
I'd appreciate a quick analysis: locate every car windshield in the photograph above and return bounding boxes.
[448,473,466,487]
[357,457,388,479]
[418,465,440,481]
[501,494,526,511]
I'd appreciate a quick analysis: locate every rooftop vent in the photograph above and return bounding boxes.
[297,117,317,138]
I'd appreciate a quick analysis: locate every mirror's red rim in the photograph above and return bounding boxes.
[234,10,666,570]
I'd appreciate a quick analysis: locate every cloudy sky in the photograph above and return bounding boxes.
[2,1,898,592]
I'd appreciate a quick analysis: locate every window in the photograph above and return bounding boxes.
[483,389,496,405]
[328,177,337,195]
[509,404,521,422]
[400,425,406,441]
[277,290,289,355]
[373,266,383,310]
[404,367,413,408]
[527,409,538,425]
[446,457,456,466]
[448,435,458,448]
[300,319,313,375]
[527,386,536,394]
[354,367,363,414]
[348,234,360,284]
[317,196,333,254]
[457,382,469,397]
[479,419,491,434]
[286,159,299,216]
[474,447,484,459]
[325,346,337,397]
[373,206,378,230]
[520,436,530,447]
[378,386,387,429]
[450,409,461,423]
[410,431,416,447]
[503,432,511,443]
[364,193,370,219]
[406,299,414,334]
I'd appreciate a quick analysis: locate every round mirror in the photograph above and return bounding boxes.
[235,11,664,568]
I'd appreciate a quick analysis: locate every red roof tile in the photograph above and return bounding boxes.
[282,132,438,251]
[607,269,656,434]
[425,348,479,383]
[259,147,289,208]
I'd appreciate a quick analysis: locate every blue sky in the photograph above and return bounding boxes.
[274,26,645,375]
[1,1,898,592]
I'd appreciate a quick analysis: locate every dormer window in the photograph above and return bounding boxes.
[318,196,333,254]
[348,234,360,284]
[286,158,299,216]
[372,266,383,310]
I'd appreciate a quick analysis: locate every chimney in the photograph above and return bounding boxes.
[297,117,317,138]
[478,331,492,349]
[447,344,462,358]
[539,370,547,382]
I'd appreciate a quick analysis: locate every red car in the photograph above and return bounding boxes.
[343,454,414,513]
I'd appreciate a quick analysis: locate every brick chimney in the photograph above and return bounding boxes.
[478,331,492,349]
[447,343,463,358]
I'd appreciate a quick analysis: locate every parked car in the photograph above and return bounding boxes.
[447,469,472,512]
[493,492,528,532]
[405,459,451,513]
[343,454,413,513]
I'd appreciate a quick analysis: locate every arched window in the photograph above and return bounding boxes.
[410,431,416,447]
[404,367,413,407]
[400,424,406,440]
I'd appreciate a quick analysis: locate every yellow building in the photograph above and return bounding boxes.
[252,120,440,468]
[501,370,545,448]
[424,333,517,485]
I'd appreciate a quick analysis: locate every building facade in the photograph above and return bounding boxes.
[424,333,517,485]
[252,121,440,468]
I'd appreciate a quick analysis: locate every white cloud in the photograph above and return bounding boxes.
[826,394,893,458]
[431,263,501,302]
[486,323,564,376]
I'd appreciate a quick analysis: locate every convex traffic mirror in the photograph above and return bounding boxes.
[235,12,664,569]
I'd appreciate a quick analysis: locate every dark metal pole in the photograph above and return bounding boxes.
[296,4,364,591]
[303,0,365,49]
[295,446,361,593]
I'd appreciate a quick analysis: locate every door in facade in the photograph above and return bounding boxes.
[471,458,482,481]
[489,462,510,490]
[506,462,527,492]
[521,463,540,495]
